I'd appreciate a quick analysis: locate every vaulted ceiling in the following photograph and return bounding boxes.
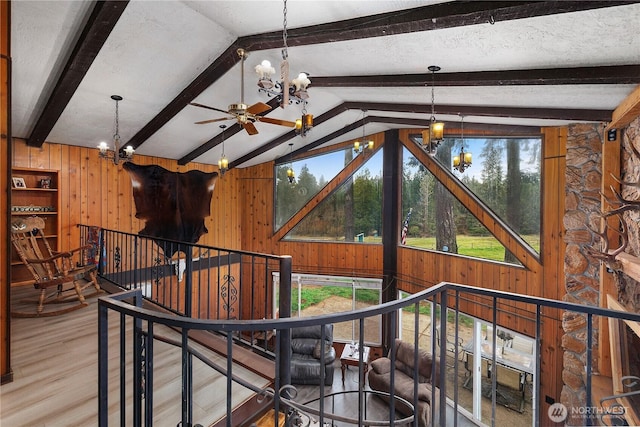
[10,1,640,169]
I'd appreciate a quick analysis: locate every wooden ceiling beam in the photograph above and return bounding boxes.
[129,43,244,150]
[606,84,640,131]
[26,1,128,147]
[241,1,634,50]
[346,102,612,122]
[312,65,640,88]
[134,0,634,158]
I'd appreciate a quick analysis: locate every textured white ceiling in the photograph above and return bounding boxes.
[10,1,640,168]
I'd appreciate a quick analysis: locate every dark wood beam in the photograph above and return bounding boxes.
[130,43,243,150]
[275,116,539,164]
[26,1,128,147]
[133,0,634,157]
[210,99,599,169]
[240,1,635,50]
[369,116,540,135]
[311,65,640,88]
[345,102,612,122]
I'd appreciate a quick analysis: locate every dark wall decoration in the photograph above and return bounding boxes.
[123,163,218,256]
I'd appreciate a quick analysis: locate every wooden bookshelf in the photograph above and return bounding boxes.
[10,167,60,285]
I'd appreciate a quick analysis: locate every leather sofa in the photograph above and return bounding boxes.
[290,324,336,386]
[368,339,441,427]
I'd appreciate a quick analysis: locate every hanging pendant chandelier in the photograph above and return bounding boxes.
[286,142,295,184]
[423,65,444,154]
[218,124,229,176]
[453,114,472,173]
[353,109,374,154]
[98,95,134,165]
[255,0,310,106]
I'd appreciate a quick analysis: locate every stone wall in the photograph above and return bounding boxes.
[618,116,640,310]
[561,123,603,425]
[561,118,640,425]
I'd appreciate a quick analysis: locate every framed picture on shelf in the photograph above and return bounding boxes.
[39,178,51,189]
[12,177,26,188]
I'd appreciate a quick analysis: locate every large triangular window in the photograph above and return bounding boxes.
[276,149,383,242]
[402,137,541,264]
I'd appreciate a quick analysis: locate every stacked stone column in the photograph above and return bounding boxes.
[561,123,602,425]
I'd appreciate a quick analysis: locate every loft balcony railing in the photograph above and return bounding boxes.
[82,226,640,426]
[97,281,640,426]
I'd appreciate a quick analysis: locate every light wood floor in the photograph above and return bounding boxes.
[1,286,270,427]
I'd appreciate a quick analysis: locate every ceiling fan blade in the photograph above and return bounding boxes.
[246,102,271,115]
[194,117,233,125]
[189,102,230,115]
[257,117,296,128]
[243,121,259,135]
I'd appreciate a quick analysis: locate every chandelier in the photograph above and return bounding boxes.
[423,65,444,154]
[353,110,374,154]
[218,124,229,176]
[453,114,472,173]
[98,95,134,165]
[255,0,311,106]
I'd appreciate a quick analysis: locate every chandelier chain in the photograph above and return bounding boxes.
[430,71,435,118]
[114,98,120,142]
[282,0,289,59]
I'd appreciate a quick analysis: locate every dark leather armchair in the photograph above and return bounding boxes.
[290,324,336,386]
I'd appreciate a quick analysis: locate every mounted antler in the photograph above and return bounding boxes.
[585,214,628,270]
[602,174,640,216]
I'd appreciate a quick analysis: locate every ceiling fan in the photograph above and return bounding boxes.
[189,48,296,135]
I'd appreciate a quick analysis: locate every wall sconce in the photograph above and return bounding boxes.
[424,65,444,154]
[295,109,313,137]
[218,124,229,176]
[98,95,134,165]
[453,114,472,173]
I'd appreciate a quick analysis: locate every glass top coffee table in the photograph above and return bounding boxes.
[340,343,370,384]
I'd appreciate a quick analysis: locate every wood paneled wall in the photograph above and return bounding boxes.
[240,128,567,406]
[11,139,242,253]
[8,123,567,405]
[1,0,11,384]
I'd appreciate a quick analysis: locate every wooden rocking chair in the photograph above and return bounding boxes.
[10,216,101,317]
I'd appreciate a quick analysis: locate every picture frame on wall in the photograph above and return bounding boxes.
[12,177,26,188]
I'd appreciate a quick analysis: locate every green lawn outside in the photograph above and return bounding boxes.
[404,234,540,262]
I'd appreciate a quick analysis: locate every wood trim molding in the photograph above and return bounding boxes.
[606,84,640,131]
